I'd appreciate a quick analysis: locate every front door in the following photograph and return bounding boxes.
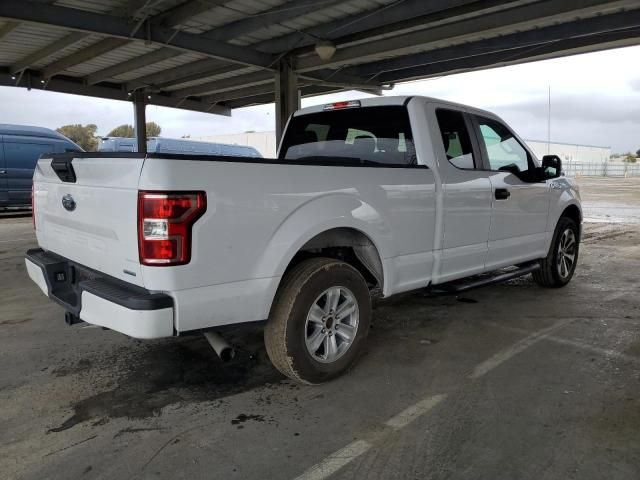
[472,115,550,270]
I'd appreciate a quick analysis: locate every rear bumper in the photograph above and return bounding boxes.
[25,248,174,339]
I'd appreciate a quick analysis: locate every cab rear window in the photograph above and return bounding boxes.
[279,106,417,166]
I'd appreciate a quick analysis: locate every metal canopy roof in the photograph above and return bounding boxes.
[1,0,639,117]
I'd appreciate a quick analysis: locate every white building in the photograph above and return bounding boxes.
[194,131,611,165]
[525,139,611,164]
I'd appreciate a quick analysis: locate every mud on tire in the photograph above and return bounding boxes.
[264,258,371,384]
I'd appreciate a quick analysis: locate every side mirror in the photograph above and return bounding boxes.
[541,155,562,180]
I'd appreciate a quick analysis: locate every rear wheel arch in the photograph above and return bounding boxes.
[283,227,385,293]
[265,257,372,384]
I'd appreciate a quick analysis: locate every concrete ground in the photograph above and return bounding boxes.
[1,177,639,480]
[579,176,640,224]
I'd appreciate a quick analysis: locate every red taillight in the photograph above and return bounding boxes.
[31,184,36,230]
[138,191,206,266]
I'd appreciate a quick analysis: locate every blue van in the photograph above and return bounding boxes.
[0,124,83,208]
[98,137,262,158]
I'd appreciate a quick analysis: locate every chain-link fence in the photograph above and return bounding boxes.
[564,162,640,177]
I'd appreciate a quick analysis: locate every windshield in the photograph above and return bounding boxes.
[279,106,416,166]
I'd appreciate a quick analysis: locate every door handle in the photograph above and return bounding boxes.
[495,188,511,200]
[0,170,6,175]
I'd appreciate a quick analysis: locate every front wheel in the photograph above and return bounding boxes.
[264,258,371,384]
[533,216,580,288]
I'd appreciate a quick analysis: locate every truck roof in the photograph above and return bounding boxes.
[294,95,495,118]
[0,123,74,141]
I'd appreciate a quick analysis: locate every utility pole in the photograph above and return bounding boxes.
[547,84,551,155]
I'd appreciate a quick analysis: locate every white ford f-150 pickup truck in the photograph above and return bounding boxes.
[26,96,581,384]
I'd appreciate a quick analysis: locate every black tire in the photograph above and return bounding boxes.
[533,216,580,288]
[264,257,371,384]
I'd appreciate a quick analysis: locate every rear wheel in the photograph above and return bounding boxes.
[533,216,579,288]
[264,258,371,384]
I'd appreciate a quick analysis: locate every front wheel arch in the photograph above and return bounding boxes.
[560,204,582,238]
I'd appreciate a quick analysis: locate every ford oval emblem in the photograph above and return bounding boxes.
[62,194,76,212]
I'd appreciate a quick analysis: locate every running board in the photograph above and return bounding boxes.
[428,262,540,295]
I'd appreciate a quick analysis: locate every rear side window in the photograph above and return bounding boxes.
[435,109,476,169]
[279,106,417,166]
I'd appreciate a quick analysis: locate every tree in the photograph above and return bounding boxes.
[107,122,162,138]
[636,148,640,157]
[56,124,99,151]
[107,124,134,137]
[623,152,637,163]
[146,122,161,137]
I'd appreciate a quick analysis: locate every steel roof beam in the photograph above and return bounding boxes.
[0,0,275,70]
[0,20,19,41]
[137,0,514,98]
[10,32,88,75]
[201,0,344,43]
[201,76,382,104]
[0,67,231,116]
[174,71,275,98]
[42,37,130,79]
[84,48,182,85]
[170,68,381,98]
[93,0,344,86]
[129,64,378,98]
[371,27,640,84]
[295,0,640,72]
[126,61,238,91]
[8,0,154,75]
[245,14,636,99]
[255,0,489,54]
[83,1,231,85]
[223,85,343,110]
[154,0,229,28]
[346,8,640,79]
[1,1,65,67]
[204,83,278,104]
[288,0,512,57]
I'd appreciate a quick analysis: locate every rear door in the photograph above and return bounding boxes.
[33,154,146,286]
[472,115,550,269]
[429,106,493,283]
[5,136,56,206]
[0,136,8,205]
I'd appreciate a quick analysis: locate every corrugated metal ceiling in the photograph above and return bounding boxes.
[0,0,638,113]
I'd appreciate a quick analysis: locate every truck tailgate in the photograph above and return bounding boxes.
[33,155,145,287]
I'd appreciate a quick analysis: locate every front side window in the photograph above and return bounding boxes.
[435,109,476,169]
[279,106,417,166]
[476,117,532,176]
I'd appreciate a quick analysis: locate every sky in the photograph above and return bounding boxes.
[0,45,639,153]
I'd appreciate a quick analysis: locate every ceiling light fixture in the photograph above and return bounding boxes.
[314,40,336,61]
